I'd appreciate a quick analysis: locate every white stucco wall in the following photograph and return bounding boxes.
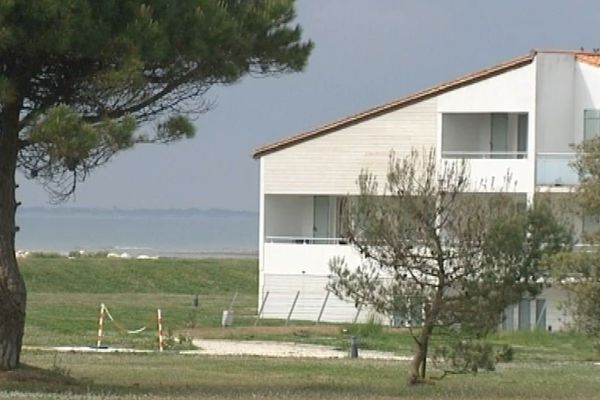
[574,61,600,143]
[437,63,536,113]
[461,159,532,192]
[263,242,361,276]
[542,286,570,331]
[262,98,438,195]
[535,53,576,153]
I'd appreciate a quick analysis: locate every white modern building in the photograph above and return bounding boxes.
[253,49,600,330]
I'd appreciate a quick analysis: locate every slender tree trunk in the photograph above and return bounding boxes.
[0,100,27,371]
[408,319,434,385]
[408,288,443,385]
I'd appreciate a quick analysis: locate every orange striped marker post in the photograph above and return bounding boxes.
[157,309,164,352]
[96,303,105,348]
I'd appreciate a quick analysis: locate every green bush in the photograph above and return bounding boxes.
[28,251,64,258]
[495,344,514,363]
[343,318,383,338]
[67,250,109,258]
[433,340,497,374]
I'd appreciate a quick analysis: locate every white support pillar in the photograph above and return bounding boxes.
[526,190,535,207]
[258,157,266,312]
[528,57,539,204]
[436,112,443,161]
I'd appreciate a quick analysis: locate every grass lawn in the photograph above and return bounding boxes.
[21,256,258,348]
[6,256,600,399]
[1,352,599,399]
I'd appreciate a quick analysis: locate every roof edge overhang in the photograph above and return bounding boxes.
[252,49,599,159]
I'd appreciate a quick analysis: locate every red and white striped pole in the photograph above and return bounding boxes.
[157,309,164,352]
[96,303,105,348]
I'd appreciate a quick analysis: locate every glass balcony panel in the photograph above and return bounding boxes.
[536,153,578,186]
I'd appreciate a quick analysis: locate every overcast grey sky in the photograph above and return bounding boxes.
[17,0,600,211]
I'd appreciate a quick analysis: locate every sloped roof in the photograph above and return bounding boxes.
[253,49,599,159]
[576,53,600,67]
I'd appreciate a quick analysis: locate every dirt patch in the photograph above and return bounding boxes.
[0,364,77,386]
[24,346,153,354]
[181,324,343,339]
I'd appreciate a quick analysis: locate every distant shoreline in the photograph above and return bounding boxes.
[16,248,258,260]
[16,208,258,260]
[18,206,258,219]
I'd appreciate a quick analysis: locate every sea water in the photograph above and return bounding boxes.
[15,208,258,258]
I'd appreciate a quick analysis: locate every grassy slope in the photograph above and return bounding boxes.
[21,257,258,348]
[20,256,600,363]
[7,256,600,399]
[21,257,257,294]
[2,352,600,400]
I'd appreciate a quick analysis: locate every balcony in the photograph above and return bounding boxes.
[442,112,529,158]
[265,236,347,245]
[263,239,361,276]
[441,152,532,192]
[441,151,527,159]
[441,113,532,192]
[536,152,578,186]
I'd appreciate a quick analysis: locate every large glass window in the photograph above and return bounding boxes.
[584,109,600,140]
[535,299,547,330]
[518,299,531,330]
[491,113,508,158]
[582,214,600,241]
[313,196,330,238]
[517,113,528,158]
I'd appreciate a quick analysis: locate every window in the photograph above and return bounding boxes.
[501,304,514,331]
[491,113,508,158]
[518,299,531,330]
[335,197,349,240]
[313,196,330,238]
[535,299,547,330]
[584,109,600,140]
[582,214,600,242]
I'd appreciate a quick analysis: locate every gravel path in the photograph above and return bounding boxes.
[24,340,410,361]
[185,339,410,361]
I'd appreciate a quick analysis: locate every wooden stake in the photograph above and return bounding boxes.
[96,303,105,348]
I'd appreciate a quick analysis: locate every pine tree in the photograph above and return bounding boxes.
[0,0,312,370]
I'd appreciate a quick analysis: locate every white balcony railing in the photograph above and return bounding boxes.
[266,236,348,245]
[263,240,360,276]
[442,157,531,192]
[536,152,578,186]
[442,151,528,159]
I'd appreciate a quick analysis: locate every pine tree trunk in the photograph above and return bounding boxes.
[0,100,27,371]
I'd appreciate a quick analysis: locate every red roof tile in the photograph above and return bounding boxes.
[576,53,600,67]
